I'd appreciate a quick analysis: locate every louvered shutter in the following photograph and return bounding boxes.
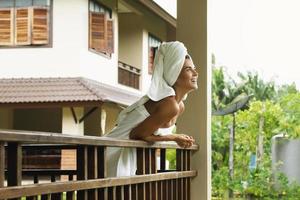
[0,8,13,46]
[106,19,114,54]
[15,8,31,45]
[89,12,106,53]
[148,47,155,74]
[32,7,49,45]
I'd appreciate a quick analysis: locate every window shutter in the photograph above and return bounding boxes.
[32,7,49,45]
[106,19,114,54]
[0,8,13,46]
[89,12,106,53]
[15,8,31,45]
[148,47,155,74]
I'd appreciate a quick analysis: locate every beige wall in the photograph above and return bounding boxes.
[177,0,211,199]
[102,103,122,134]
[62,107,84,136]
[0,108,14,129]
[13,108,62,133]
[119,13,144,69]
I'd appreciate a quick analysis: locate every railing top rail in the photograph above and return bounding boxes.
[0,129,198,150]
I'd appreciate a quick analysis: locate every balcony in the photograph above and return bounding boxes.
[118,61,141,90]
[0,129,198,199]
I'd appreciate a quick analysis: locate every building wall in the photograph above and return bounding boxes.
[0,108,14,129]
[13,108,62,133]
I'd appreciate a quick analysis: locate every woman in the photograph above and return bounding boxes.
[104,41,198,177]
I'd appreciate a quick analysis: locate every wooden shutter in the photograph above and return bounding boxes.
[89,12,106,53]
[106,19,114,54]
[15,8,31,45]
[148,47,155,74]
[32,7,49,45]
[0,8,13,46]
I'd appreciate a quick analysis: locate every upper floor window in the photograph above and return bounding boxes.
[0,0,51,47]
[148,34,161,74]
[89,1,114,56]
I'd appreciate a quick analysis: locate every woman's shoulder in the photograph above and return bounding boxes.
[156,96,180,115]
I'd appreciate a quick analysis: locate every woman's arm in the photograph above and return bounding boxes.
[129,97,194,148]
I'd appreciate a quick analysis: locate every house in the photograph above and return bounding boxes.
[0,0,177,171]
[0,0,210,199]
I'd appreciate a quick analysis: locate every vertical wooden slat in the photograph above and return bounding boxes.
[137,148,145,200]
[15,8,30,45]
[168,180,172,200]
[160,149,166,171]
[157,181,161,200]
[173,179,177,200]
[124,185,130,200]
[187,150,191,200]
[66,175,75,200]
[41,194,51,200]
[77,145,88,200]
[89,12,106,53]
[32,7,49,45]
[7,142,22,200]
[97,146,107,200]
[88,146,98,200]
[116,186,123,200]
[150,149,157,200]
[108,187,115,200]
[0,8,14,45]
[50,175,62,200]
[0,142,4,189]
[131,184,137,200]
[106,19,114,53]
[176,149,183,200]
[27,175,39,200]
[162,181,167,200]
[145,149,150,200]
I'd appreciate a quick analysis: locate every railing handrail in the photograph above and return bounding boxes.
[0,171,197,199]
[0,129,198,150]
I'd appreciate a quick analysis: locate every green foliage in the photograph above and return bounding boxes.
[211,65,300,198]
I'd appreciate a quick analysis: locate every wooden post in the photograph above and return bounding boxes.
[88,146,98,200]
[97,146,107,200]
[0,142,5,200]
[7,142,22,200]
[151,149,157,200]
[176,149,183,200]
[77,145,88,200]
[137,148,145,200]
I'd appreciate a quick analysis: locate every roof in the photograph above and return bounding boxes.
[0,77,142,107]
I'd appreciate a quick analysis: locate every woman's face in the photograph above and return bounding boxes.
[174,58,198,91]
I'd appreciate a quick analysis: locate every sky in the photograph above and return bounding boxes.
[154,0,300,89]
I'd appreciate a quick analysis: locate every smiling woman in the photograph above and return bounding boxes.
[103,41,198,177]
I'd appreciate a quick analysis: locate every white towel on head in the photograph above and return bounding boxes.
[115,41,188,125]
[147,41,187,101]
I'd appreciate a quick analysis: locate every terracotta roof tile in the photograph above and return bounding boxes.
[0,77,141,106]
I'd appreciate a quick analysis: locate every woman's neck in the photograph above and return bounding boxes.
[173,86,188,103]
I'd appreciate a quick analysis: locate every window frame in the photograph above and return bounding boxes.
[0,0,53,49]
[88,0,114,58]
[148,33,162,74]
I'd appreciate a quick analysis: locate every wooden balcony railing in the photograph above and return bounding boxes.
[0,129,198,200]
[118,61,141,90]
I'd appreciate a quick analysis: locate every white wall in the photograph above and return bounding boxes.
[0,0,118,86]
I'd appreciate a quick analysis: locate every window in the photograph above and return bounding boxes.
[0,0,51,47]
[89,1,114,56]
[148,34,162,74]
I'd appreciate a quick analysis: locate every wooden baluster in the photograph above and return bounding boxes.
[187,150,191,200]
[168,179,172,200]
[27,175,39,200]
[131,184,137,200]
[124,185,130,200]
[97,146,107,200]
[173,179,177,200]
[183,150,187,200]
[77,145,88,200]
[7,142,22,200]
[150,149,157,200]
[0,142,5,200]
[145,148,150,200]
[116,186,123,200]
[41,194,51,200]
[66,174,75,200]
[176,149,183,200]
[160,149,166,172]
[108,187,115,200]
[88,146,98,200]
[157,181,162,200]
[136,148,145,200]
[51,175,62,200]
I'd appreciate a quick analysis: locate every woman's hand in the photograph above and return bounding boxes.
[174,134,195,148]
